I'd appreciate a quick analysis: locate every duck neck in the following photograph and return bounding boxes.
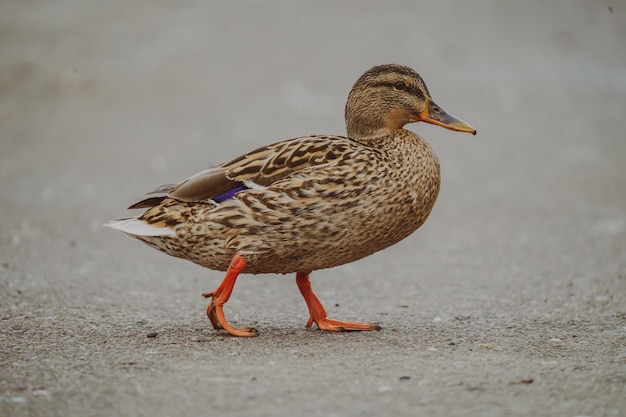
[347,127,399,144]
[345,111,388,141]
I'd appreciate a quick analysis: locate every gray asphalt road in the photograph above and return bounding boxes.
[1,2,625,416]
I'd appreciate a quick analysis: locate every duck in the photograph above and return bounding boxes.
[105,64,476,337]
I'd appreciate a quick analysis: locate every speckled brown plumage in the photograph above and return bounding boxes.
[106,64,476,336]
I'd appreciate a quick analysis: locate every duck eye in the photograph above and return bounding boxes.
[394,81,406,90]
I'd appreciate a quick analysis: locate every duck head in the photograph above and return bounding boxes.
[345,64,476,139]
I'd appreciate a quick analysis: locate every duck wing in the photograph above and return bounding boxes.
[128,135,357,208]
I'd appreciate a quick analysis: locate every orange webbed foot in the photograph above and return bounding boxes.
[306,315,381,332]
[201,255,258,337]
[296,272,381,333]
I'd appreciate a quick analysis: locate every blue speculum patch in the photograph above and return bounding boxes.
[213,184,249,203]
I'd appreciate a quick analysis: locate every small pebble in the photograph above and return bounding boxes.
[146,332,158,338]
[399,376,411,381]
[479,343,499,350]
[11,396,25,404]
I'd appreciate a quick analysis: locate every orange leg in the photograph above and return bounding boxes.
[202,254,257,337]
[295,272,381,332]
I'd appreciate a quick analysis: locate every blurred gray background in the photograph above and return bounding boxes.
[1,1,625,416]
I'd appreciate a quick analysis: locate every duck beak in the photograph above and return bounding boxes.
[417,98,476,135]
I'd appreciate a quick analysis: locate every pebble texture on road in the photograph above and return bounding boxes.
[1,2,625,416]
